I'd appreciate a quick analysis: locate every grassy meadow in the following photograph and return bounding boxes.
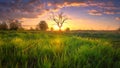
[0,31,120,68]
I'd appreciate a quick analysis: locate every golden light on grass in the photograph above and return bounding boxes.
[50,38,64,53]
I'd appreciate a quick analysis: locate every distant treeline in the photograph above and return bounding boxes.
[0,19,70,32]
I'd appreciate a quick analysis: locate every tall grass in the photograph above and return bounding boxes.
[0,31,120,68]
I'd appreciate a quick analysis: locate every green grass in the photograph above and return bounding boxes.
[0,31,120,68]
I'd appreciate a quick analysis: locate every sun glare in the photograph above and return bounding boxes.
[53,25,66,31]
[53,25,60,31]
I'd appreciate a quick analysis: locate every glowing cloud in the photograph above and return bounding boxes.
[116,17,120,21]
[0,0,120,20]
[88,10,102,16]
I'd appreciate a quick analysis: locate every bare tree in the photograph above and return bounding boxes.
[50,12,69,31]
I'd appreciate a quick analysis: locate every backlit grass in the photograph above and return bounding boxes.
[0,31,120,68]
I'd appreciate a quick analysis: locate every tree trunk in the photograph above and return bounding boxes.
[59,27,61,32]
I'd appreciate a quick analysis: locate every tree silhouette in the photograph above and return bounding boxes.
[65,27,70,32]
[118,27,120,31]
[9,19,22,30]
[30,27,34,31]
[50,12,69,31]
[0,21,8,30]
[50,27,54,31]
[38,21,48,31]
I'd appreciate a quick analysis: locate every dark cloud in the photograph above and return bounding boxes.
[87,1,120,16]
[0,0,120,20]
[0,0,45,20]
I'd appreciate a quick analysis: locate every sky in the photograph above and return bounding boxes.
[0,0,120,30]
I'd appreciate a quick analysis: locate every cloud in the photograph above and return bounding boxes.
[0,0,89,20]
[88,1,105,7]
[0,0,120,20]
[46,1,88,9]
[116,17,120,21]
[0,0,47,20]
[104,11,120,15]
[88,1,120,15]
[104,11,116,15]
[88,10,102,16]
[63,2,88,7]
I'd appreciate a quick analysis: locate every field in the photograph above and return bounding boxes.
[0,31,120,68]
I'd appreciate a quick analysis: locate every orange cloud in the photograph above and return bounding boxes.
[104,11,120,15]
[116,17,120,21]
[104,11,115,14]
[88,2,105,7]
[63,2,88,7]
[0,0,120,21]
[88,10,102,16]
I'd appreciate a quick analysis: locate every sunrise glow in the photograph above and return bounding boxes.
[0,0,120,30]
[0,1,120,68]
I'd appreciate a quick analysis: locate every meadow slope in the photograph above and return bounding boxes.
[0,31,120,68]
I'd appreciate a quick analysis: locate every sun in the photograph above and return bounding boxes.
[53,25,59,31]
[53,25,66,31]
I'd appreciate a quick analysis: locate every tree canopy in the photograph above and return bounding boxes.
[37,21,48,31]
